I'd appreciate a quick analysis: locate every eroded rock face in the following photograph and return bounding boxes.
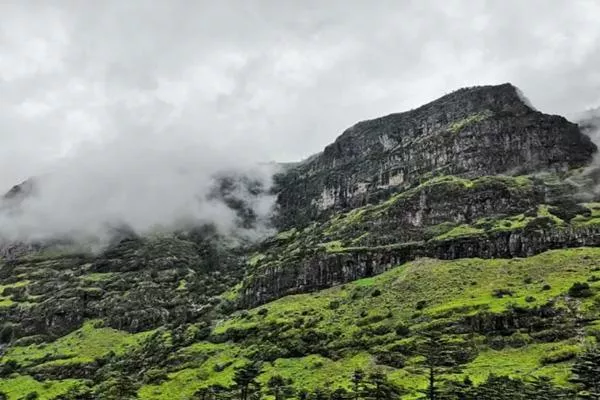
[241,224,600,308]
[0,234,244,342]
[275,83,596,228]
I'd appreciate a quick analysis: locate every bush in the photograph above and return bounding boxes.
[541,346,579,365]
[395,323,410,337]
[374,351,405,368]
[507,332,531,348]
[328,300,340,310]
[0,360,19,377]
[257,308,268,316]
[0,324,14,344]
[542,284,552,291]
[492,288,514,298]
[371,289,382,297]
[415,300,427,310]
[530,328,576,343]
[568,282,593,298]
[525,296,536,303]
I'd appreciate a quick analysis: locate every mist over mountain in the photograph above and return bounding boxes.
[3,2,600,399]
[0,131,278,248]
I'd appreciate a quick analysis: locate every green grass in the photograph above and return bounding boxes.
[0,280,31,308]
[206,248,600,397]
[435,224,484,240]
[449,111,493,133]
[138,343,247,399]
[464,342,577,385]
[80,272,114,282]
[0,375,83,400]
[320,240,345,253]
[2,320,153,368]
[260,353,375,391]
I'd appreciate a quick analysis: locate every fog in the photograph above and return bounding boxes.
[1,1,600,244]
[0,129,278,244]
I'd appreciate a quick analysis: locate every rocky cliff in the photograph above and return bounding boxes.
[274,83,596,228]
[1,83,600,399]
[241,174,600,306]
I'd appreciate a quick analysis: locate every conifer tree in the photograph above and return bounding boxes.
[233,362,262,400]
[572,346,600,399]
[416,334,465,400]
[266,375,294,400]
[363,370,404,400]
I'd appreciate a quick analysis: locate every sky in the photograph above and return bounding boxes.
[2,0,600,188]
[1,0,600,242]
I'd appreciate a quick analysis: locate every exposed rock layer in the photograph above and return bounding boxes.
[275,84,596,228]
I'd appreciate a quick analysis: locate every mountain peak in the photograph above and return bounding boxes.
[275,84,596,228]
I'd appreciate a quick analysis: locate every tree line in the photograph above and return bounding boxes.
[189,338,600,400]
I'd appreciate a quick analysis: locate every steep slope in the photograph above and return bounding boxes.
[1,83,599,399]
[275,83,596,228]
[137,248,600,399]
[242,173,600,307]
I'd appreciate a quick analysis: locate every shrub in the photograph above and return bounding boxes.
[542,284,552,291]
[541,346,579,365]
[374,351,406,368]
[328,300,340,310]
[492,288,514,298]
[568,282,593,298]
[0,360,19,377]
[507,332,531,348]
[525,296,536,303]
[395,323,410,337]
[257,308,268,316]
[415,300,427,310]
[371,289,382,297]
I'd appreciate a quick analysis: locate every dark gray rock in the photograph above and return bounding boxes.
[274,83,596,228]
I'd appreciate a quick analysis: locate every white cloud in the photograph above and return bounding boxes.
[1,0,600,242]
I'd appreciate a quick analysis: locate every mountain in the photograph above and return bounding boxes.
[1,83,600,399]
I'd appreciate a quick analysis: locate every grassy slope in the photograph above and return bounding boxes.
[139,248,600,399]
[0,376,83,400]
[0,322,152,400]
[3,320,153,368]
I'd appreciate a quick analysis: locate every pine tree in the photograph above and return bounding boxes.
[530,376,573,399]
[572,346,600,399]
[416,334,466,400]
[363,370,404,400]
[472,375,526,400]
[266,375,294,400]
[310,387,330,400]
[351,369,366,400]
[438,377,474,400]
[233,362,262,400]
[330,388,350,400]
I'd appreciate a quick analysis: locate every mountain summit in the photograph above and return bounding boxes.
[1,84,600,399]
[275,83,596,228]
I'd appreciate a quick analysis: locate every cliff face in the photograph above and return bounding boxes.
[240,84,600,307]
[241,173,600,307]
[275,83,596,228]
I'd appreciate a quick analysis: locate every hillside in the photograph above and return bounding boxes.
[1,84,600,399]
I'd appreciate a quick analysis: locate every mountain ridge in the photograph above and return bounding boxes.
[1,83,600,399]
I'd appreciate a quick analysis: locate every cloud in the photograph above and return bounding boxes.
[1,0,600,242]
[0,129,278,244]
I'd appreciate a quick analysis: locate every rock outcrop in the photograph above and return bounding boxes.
[275,83,596,228]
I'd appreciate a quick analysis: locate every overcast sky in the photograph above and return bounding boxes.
[2,0,600,190]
